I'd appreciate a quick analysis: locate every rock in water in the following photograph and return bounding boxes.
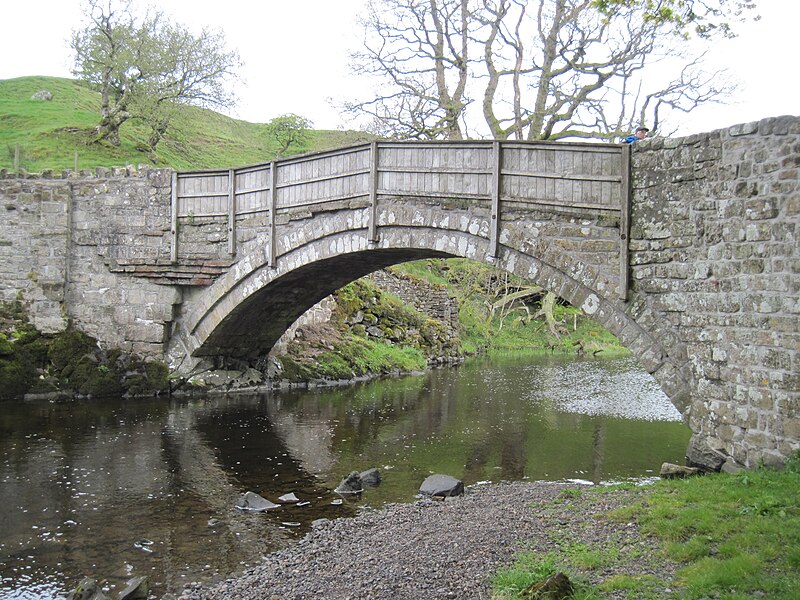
[660,462,701,479]
[235,491,280,511]
[65,578,109,600]
[118,576,149,600]
[360,468,381,486]
[419,474,464,497]
[335,471,364,494]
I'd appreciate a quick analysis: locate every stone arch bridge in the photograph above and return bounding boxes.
[1,116,798,469]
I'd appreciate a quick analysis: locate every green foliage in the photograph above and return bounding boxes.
[598,574,663,594]
[391,259,627,358]
[265,113,313,157]
[0,302,49,400]
[492,552,559,597]
[276,356,316,382]
[0,301,169,400]
[565,543,618,570]
[491,552,599,599]
[591,0,757,39]
[48,329,96,371]
[70,0,241,147]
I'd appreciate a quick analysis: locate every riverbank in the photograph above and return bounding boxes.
[186,480,679,600]
[185,456,800,600]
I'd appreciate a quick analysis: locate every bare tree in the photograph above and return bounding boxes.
[71,0,240,148]
[346,0,472,140]
[346,0,753,141]
[347,0,752,338]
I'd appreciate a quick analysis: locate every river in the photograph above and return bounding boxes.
[0,355,690,599]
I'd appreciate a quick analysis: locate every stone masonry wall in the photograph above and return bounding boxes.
[629,115,799,467]
[1,177,71,333]
[369,269,460,336]
[0,167,181,358]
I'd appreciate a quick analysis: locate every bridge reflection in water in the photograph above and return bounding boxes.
[0,355,689,599]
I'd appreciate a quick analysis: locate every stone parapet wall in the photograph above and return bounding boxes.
[0,177,71,332]
[629,115,799,467]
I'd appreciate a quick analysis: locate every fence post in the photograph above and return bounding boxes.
[170,172,179,263]
[368,141,379,242]
[488,140,502,259]
[619,144,632,301]
[268,161,277,267]
[227,169,237,256]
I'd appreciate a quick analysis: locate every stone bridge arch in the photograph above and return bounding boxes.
[170,203,691,419]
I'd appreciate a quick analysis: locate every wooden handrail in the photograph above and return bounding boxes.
[172,140,629,285]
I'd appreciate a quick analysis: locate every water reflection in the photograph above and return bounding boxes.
[0,356,690,599]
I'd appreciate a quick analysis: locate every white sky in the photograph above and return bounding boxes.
[0,0,797,136]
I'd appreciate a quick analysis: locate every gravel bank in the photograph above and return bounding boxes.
[191,481,677,600]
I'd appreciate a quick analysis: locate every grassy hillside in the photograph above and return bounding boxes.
[0,76,373,172]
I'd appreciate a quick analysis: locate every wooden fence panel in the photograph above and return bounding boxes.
[176,171,229,217]
[377,143,493,199]
[234,166,271,214]
[276,147,371,208]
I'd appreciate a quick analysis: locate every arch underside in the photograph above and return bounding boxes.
[196,247,450,359]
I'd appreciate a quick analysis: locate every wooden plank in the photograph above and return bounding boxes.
[489,141,501,258]
[501,197,620,215]
[227,169,236,256]
[170,171,178,263]
[369,141,379,242]
[619,144,632,301]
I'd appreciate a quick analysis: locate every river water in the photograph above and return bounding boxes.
[0,355,690,599]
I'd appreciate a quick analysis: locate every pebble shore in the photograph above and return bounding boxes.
[188,480,678,600]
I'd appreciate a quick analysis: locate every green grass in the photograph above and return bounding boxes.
[491,552,600,600]
[0,76,372,172]
[492,457,800,599]
[614,461,800,598]
[390,259,628,358]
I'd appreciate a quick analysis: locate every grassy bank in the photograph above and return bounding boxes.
[390,259,627,358]
[491,456,800,599]
[0,76,370,172]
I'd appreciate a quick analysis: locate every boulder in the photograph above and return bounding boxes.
[685,435,728,472]
[419,474,464,497]
[65,578,109,600]
[31,90,53,101]
[118,576,148,600]
[660,462,701,479]
[278,492,300,503]
[521,572,574,599]
[359,468,381,487]
[721,458,744,474]
[335,471,364,494]
[235,491,279,512]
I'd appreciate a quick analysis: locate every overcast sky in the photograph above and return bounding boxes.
[1,0,797,136]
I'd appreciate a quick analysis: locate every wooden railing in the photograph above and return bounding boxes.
[172,140,631,296]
